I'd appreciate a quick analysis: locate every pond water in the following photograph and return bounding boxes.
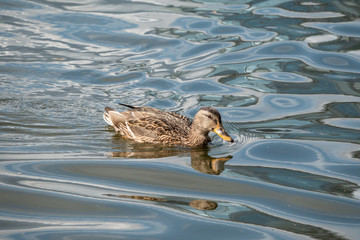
[1,0,360,239]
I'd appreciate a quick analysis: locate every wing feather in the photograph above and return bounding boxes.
[126,117,189,143]
[105,106,191,145]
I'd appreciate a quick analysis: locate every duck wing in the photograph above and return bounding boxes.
[118,104,192,126]
[125,117,189,144]
[104,107,191,145]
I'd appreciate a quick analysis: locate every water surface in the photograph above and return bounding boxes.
[1,0,360,239]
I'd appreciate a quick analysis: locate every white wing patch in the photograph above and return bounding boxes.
[125,121,136,139]
[103,113,114,127]
[111,111,125,117]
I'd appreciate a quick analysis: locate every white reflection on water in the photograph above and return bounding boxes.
[322,118,360,131]
[253,7,344,18]
[304,34,338,44]
[302,21,360,38]
[251,72,313,83]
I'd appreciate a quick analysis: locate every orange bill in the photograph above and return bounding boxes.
[213,123,234,143]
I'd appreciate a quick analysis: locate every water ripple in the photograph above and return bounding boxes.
[184,41,360,73]
[303,21,360,38]
[251,72,313,83]
[253,7,344,18]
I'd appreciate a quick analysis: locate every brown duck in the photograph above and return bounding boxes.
[103,104,234,147]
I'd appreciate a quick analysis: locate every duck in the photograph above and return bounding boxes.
[103,103,234,147]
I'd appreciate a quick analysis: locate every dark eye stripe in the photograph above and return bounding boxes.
[205,114,218,124]
[201,107,222,124]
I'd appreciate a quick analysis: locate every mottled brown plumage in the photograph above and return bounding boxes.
[103,104,234,147]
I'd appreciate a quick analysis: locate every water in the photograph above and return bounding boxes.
[1,0,360,239]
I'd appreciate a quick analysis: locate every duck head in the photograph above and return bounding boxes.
[193,107,234,143]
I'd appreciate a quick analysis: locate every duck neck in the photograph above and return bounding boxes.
[188,121,210,147]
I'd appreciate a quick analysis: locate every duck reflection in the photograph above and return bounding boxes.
[105,194,218,210]
[190,149,232,175]
[107,135,232,175]
[105,138,231,211]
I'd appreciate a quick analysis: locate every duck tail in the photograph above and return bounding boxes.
[103,107,116,127]
[118,103,136,109]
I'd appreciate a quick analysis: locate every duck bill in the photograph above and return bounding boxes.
[213,124,234,143]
